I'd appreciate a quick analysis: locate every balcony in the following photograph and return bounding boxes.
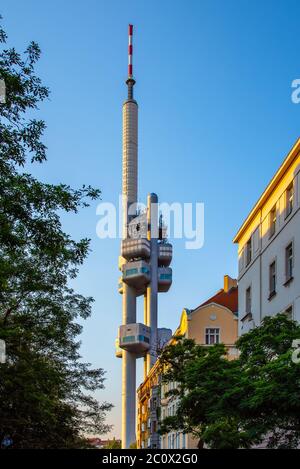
[158,267,172,292]
[119,323,151,356]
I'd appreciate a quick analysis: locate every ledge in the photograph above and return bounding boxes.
[284,209,293,221]
[241,312,253,322]
[268,290,277,301]
[284,276,294,287]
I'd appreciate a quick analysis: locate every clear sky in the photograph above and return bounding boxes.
[1,0,300,438]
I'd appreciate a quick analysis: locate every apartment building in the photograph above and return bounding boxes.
[137,275,238,449]
[234,138,300,334]
[137,360,161,449]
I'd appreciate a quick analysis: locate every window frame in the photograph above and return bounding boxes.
[246,237,252,266]
[269,259,277,299]
[269,205,277,238]
[245,285,252,314]
[285,182,294,218]
[205,327,220,345]
[285,241,294,283]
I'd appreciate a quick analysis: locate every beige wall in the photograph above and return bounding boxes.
[187,303,238,348]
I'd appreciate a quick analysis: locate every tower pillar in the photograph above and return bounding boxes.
[146,193,158,374]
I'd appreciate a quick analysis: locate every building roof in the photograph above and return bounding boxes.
[233,137,300,243]
[87,437,121,447]
[195,286,238,314]
[137,281,238,393]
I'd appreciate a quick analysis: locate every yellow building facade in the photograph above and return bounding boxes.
[137,275,238,449]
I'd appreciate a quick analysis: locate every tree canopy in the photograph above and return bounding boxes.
[0,16,112,448]
[159,314,300,449]
[105,438,122,449]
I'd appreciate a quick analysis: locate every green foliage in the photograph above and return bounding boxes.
[129,441,137,449]
[159,315,300,449]
[0,17,112,448]
[105,438,122,449]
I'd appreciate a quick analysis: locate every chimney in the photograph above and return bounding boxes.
[224,275,237,293]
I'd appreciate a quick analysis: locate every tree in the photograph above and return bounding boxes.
[159,314,300,449]
[0,17,112,448]
[104,438,122,449]
[129,441,137,449]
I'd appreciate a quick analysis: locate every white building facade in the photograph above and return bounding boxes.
[234,139,300,334]
[160,382,188,450]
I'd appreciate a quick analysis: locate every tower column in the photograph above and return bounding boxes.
[146,193,158,374]
[122,349,136,448]
[143,293,148,380]
[120,24,138,449]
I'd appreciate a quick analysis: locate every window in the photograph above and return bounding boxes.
[176,433,180,449]
[122,335,135,343]
[285,242,293,281]
[140,267,149,274]
[269,261,276,297]
[205,328,220,345]
[246,286,252,313]
[284,306,293,320]
[269,205,276,238]
[137,335,150,343]
[246,237,252,265]
[286,183,294,217]
[125,268,138,276]
[160,273,172,280]
[182,433,186,449]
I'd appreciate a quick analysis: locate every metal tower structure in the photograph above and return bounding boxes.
[116,25,173,449]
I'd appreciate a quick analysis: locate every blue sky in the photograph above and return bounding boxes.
[1,0,300,438]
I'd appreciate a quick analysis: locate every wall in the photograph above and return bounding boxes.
[236,148,300,332]
[188,303,238,351]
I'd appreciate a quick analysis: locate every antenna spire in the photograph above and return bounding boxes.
[126,24,135,99]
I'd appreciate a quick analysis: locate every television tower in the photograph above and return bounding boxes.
[117,25,173,449]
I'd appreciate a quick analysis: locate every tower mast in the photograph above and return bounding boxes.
[118,25,173,449]
[121,24,138,449]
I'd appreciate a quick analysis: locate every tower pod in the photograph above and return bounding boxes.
[158,267,172,292]
[119,323,151,356]
[158,242,173,267]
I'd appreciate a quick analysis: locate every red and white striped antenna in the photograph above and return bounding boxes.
[128,24,133,79]
[126,24,135,98]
